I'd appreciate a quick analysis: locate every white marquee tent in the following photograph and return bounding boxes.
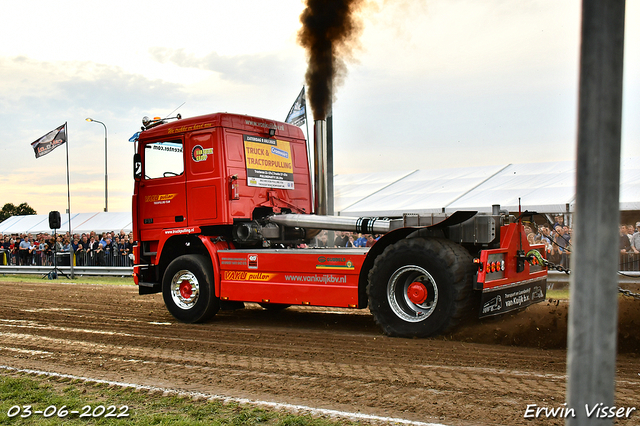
[336,157,639,217]
[1,158,638,235]
[0,212,132,235]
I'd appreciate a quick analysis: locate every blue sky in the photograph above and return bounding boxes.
[1,0,638,214]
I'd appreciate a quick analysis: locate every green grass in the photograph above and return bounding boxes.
[0,373,364,426]
[0,274,133,286]
[546,289,570,300]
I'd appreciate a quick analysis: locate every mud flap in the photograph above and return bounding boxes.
[479,278,547,318]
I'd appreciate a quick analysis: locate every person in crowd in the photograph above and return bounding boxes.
[366,234,376,247]
[553,225,570,268]
[552,215,565,231]
[71,237,80,254]
[1,235,11,265]
[54,236,64,253]
[315,231,328,247]
[527,233,535,246]
[113,236,125,266]
[109,236,119,265]
[76,235,88,266]
[632,222,640,252]
[86,235,98,265]
[28,237,38,265]
[61,238,71,253]
[19,236,31,265]
[126,235,134,266]
[36,236,46,266]
[354,233,367,247]
[95,243,106,266]
[626,224,635,244]
[333,231,349,248]
[346,234,355,247]
[539,225,552,246]
[620,225,634,253]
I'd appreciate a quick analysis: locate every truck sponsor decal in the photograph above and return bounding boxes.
[284,274,347,284]
[482,295,503,314]
[479,278,547,318]
[192,145,213,162]
[316,256,355,270]
[220,257,247,266]
[244,120,285,131]
[144,193,177,204]
[503,288,531,309]
[223,271,276,281]
[248,254,258,269]
[167,123,213,134]
[164,227,196,235]
[243,135,294,190]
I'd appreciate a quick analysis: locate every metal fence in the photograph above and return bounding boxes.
[0,249,133,268]
[2,249,640,276]
[619,252,640,271]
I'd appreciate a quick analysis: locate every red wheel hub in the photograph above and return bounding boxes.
[179,280,193,299]
[407,282,428,304]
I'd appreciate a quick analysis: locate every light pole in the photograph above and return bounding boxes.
[86,118,108,212]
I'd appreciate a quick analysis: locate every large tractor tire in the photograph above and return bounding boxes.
[367,238,477,337]
[162,254,220,323]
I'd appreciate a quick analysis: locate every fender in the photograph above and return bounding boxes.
[197,236,233,297]
[357,211,478,306]
[358,227,417,306]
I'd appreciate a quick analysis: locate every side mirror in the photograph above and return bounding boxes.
[133,153,142,180]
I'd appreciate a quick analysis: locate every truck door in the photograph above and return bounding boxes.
[138,138,187,236]
[185,130,221,225]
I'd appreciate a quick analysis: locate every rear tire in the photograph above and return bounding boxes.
[367,238,476,337]
[162,254,220,323]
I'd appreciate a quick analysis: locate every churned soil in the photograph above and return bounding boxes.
[0,280,638,426]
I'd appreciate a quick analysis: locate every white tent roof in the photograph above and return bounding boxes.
[620,157,640,211]
[338,158,639,217]
[0,212,132,235]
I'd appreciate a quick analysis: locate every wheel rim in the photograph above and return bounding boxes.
[387,265,438,322]
[170,270,200,310]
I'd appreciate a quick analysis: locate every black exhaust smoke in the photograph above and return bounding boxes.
[298,0,365,120]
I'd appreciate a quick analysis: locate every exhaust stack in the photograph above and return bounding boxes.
[314,119,328,215]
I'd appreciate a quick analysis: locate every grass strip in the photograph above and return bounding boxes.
[0,372,369,425]
[0,274,133,286]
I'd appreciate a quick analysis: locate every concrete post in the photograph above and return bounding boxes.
[566,0,625,424]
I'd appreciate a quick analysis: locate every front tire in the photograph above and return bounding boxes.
[367,238,476,337]
[162,254,220,323]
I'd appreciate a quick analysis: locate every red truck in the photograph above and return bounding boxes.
[131,112,547,337]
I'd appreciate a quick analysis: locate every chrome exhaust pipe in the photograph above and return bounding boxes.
[268,213,390,235]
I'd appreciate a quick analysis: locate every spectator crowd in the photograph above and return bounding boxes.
[1,217,639,271]
[306,215,640,271]
[1,230,134,267]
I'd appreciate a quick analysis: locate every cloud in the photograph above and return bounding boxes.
[149,47,303,86]
[0,56,191,213]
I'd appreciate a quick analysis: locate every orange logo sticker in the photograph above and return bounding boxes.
[144,194,177,203]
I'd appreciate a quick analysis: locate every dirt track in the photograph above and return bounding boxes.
[0,281,638,425]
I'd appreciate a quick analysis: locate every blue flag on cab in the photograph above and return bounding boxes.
[285,87,306,127]
[31,123,67,158]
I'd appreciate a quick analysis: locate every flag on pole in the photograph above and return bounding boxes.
[31,123,67,158]
[285,87,306,127]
